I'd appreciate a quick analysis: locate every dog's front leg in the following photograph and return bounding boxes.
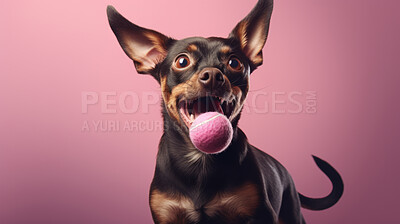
[246,203,279,224]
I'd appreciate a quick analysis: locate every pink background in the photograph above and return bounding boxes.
[1,0,399,223]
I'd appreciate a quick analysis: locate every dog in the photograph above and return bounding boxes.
[107,0,343,223]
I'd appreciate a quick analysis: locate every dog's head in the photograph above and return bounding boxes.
[107,0,273,132]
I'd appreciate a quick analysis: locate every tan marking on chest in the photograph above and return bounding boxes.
[150,189,199,224]
[151,183,259,223]
[204,183,260,222]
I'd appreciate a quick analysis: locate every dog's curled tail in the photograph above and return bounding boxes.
[299,155,344,210]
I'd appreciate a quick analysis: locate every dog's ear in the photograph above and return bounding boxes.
[229,0,273,69]
[107,5,174,78]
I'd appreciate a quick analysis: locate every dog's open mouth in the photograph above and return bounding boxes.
[178,96,235,128]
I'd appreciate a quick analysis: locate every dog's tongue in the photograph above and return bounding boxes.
[193,97,221,118]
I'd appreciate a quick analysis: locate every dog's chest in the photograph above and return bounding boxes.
[150,183,260,223]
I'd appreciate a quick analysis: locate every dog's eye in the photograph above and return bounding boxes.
[175,55,190,69]
[228,57,243,71]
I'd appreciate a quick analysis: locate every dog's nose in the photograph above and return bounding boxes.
[198,68,225,90]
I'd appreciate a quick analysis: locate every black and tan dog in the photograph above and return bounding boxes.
[107,0,343,223]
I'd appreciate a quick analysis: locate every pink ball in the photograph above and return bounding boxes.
[189,112,233,154]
